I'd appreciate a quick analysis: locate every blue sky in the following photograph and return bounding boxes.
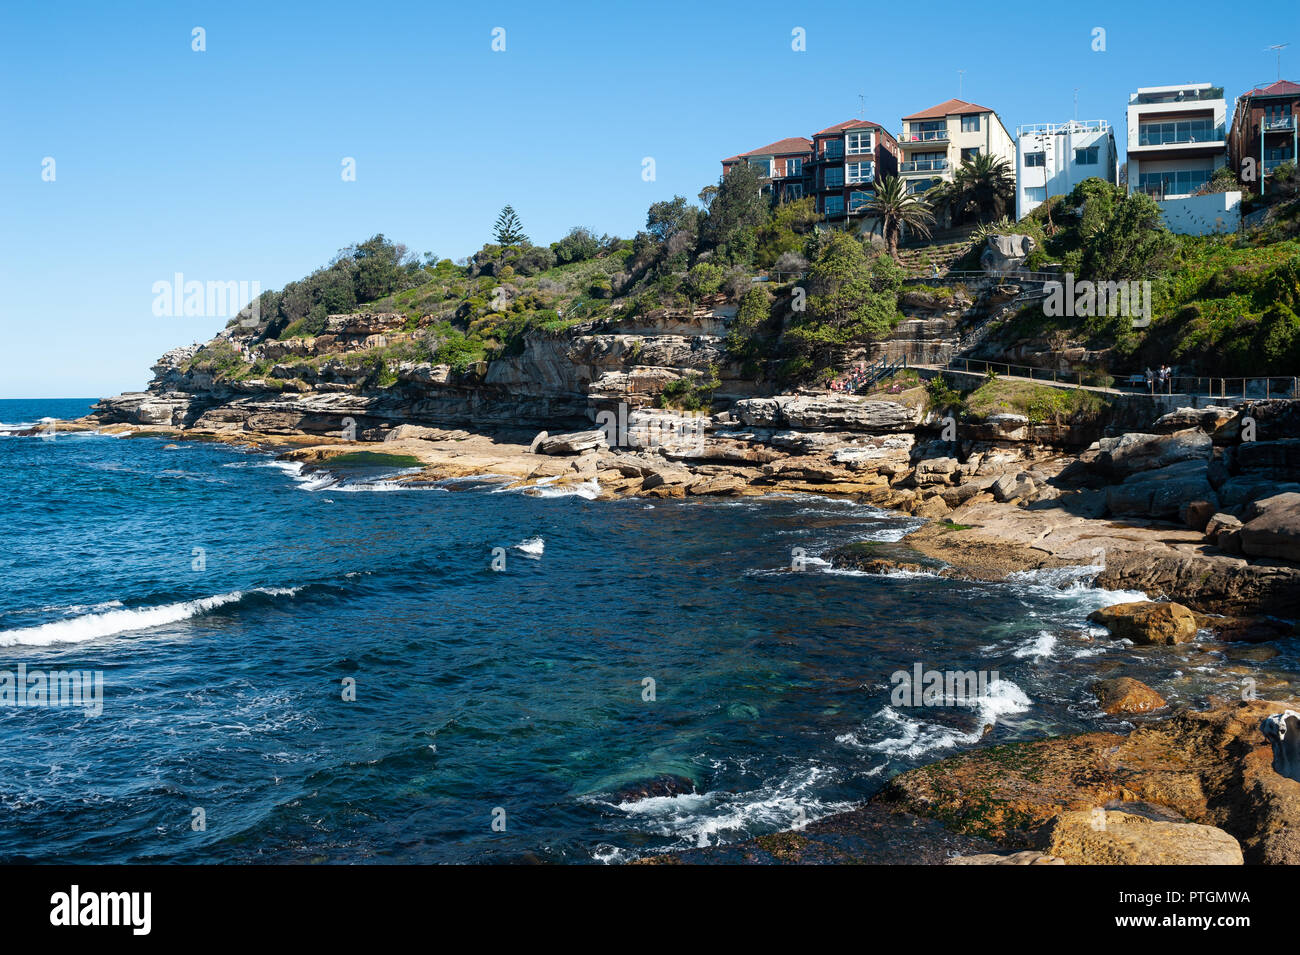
[0,0,1289,398]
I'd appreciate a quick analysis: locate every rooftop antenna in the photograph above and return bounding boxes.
[957,69,966,97]
[858,92,865,120]
[1266,43,1289,81]
[1073,88,1079,122]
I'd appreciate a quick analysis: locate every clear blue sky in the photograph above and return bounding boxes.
[0,0,1289,397]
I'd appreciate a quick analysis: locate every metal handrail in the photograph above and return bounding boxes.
[940,358,1300,398]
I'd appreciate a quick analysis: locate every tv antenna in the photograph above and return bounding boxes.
[957,69,966,97]
[1265,43,1289,81]
[858,92,865,119]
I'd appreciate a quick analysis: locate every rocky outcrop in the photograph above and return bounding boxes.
[1090,677,1166,715]
[876,699,1300,864]
[979,234,1035,273]
[1034,809,1243,865]
[1087,601,1199,645]
[732,395,920,432]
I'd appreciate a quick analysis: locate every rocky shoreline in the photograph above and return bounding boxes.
[46,307,1300,864]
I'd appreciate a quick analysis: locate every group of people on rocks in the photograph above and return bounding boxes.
[829,363,871,393]
[1144,364,1174,393]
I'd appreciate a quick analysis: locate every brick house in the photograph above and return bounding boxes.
[805,119,901,219]
[720,137,813,202]
[1228,79,1300,195]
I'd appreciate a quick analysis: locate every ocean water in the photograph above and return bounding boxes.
[1,397,1296,864]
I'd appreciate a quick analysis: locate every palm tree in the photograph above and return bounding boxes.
[950,153,1016,222]
[864,176,935,258]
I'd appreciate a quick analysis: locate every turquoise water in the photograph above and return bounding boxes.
[1,398,1291,863]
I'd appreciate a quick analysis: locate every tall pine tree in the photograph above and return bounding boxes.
[492,205,528,246]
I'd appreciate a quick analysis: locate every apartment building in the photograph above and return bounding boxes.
[897,98,1015,196]
[805,119,900,218]
[720,137,814,201]
[1228,79,1300,194]
[1014,120,1119,218]
[1125,83,1228,198]
[719,120,899,218]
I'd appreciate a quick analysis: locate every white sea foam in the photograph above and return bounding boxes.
[1012,630,1058,660]
[843,679,1032,758]
[602,761,856,852]
[513,537,545,558]
[0,587,302,647]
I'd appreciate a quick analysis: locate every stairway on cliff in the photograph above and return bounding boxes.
[893,236,975,278]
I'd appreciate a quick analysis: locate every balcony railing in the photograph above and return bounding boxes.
[1136,122,1225,147]
[900,158,949,173]
[1264,116,1297,132]
[901,128,949,143]
[1132,87,1224,105]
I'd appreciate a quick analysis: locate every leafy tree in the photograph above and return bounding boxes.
[683,262,724,299]
[646,196,699,242]
[701,164,769,265]
[493,205,528,246]
[1078,190,1176,281]
[553,226,600,264]
[865,176,935,258]
[784,232,901,369]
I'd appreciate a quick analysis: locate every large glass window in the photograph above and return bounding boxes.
[1074,146,1099,165]
[961,114,980,132]
[823,139,844,158]
[1137,119,1223,145]
[849,190,874,211]
[784,158,802,176]
[1024,186,1047,202]
[960,147,981,162]
[1137,168,1214,195]
[1025,151,1046,167]
[906,121,946,142]
[823,195,845,215]
[824,166,844,188]
[748,158,772,177]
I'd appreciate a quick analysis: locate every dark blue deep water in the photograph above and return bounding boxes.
[2,398,1295,863]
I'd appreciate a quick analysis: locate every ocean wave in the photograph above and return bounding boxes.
[841,679,1032,758]
[0,587,304,647]
[513,537,545,559]
[599,761,857,852]
[1012,630,1058,660]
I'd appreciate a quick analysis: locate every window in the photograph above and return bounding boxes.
[849,190,874,211]
[1075,146,1099,165]
[846,161,873,184]
[1137,168,1214,196]
[961,147,981,162]
[961,114,980,133]
[785,183,803,199]
[748,158,772,177]
[846,131,873,154]
[823,195,845,216]
[1025,151,1046,167]
[1137,118,1222,146]
[1024,186,1047,202]
[907,121,946,142]
[823,139,844,159]
[824,166,844,188]
[784,157,802,177]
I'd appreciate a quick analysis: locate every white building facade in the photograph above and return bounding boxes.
[1014,120,1119,219]
[1125,83,1228,199]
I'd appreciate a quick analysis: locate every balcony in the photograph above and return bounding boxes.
[1263,115,1297,132]
[1132,87,1224,105]
[1265,157,1297,173]
[900,158,949,173]
[1136,121,1225,147]
[901,128,949,144]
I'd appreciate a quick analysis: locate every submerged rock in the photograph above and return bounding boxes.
[1090,677,1166,716]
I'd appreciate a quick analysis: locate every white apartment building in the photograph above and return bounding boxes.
[1125,83,1228,198]
[1015,120,1119,218]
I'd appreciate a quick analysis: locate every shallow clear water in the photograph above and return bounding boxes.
[1,398,1295,863]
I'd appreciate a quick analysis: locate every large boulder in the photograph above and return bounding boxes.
[732,394,919,432]
[979,234,1035,273]
[534,429,608,455]
[1096,429,1212,477]
[1105,459,1216,519]
[1152,405,1238,436]
[1035,810,1243,865]
[1239,500,1300,562]
[1090,677,1166,716]
[1087,601,1198,645]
